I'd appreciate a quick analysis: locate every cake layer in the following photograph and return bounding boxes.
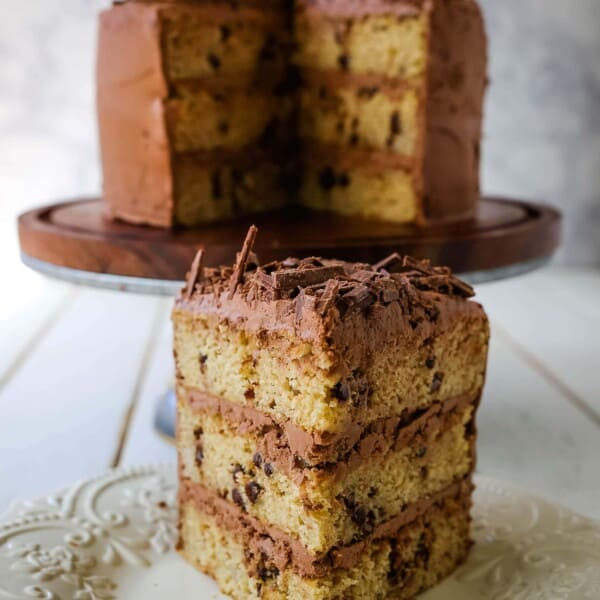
[173,288,488,433]
[178,477,472,599]
[178,393,475,553]
[162,2,292,81]
[295,11,428,78]
[173,155,290,226]
[299,82,420,155]
[166,83,293,152]
[300,161,419,222]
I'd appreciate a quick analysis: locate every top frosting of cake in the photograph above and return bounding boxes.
[175,227,482,349]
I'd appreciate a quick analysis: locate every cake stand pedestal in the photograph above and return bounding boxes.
[18,196,561,440]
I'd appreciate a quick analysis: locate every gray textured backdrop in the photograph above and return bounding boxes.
[0,0,599,265]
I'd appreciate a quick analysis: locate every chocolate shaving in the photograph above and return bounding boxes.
[256,269,275,289]
[294,289,306,326]
[185,248,204,300]
[342,284,375,310]
[271,265,345,290]
[402,255,433,274]
[228,225,258,299]
[449,276,475,298]
[318,279,340,315]
[372,252,402,273]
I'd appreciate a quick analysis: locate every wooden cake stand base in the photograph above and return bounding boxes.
[18,196,560,294]
[18,196,561,442]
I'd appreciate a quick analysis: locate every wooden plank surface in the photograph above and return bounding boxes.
[0,288,163,512]
[120,314,177,467]
[478,269,600,421]
[478,332,600,519]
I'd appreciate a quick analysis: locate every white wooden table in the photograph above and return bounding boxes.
[1,243,599,520]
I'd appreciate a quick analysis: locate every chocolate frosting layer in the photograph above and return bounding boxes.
[422,0,487,221]
[297,0,430,18]
[98,3,173,227]
[184,386,477,481]
[179,476,473,578]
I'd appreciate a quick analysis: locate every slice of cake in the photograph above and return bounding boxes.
[97,0,487,228]
[97,0,294,227]
[174,227,490,599]
[295,0,487,223]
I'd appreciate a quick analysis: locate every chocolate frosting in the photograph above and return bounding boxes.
[179,475,473,577]
[98,2,173,226]
[422,0,488,221]
[175,248,484,364]
[184,386,477,482]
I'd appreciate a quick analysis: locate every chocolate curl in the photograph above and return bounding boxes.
[318,279,340,315]
[372,252,402,272]
[185,248,204,300]
[228,225,259,299]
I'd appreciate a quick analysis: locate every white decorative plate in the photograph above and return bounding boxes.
[1,465,599,599]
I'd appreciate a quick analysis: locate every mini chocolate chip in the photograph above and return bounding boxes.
[358,86,379,99]
[349,133,359,146]
[430,371,444,393]
[253,452,263,468]
[415,446,427,458]
[195,446,204,465]
[220,25,231,41]
[341,495,357,512]
[210,172,222,200]
[231,488,245,509]
[157,500,167,509]
[368,486,378,498]
[245,481,262,504]
[318,166,336,190]
[420,466,429,479]
[259,35,278,62]
[259,566,279,581]
[351,506,367,527]
[337,173,350,187]
[244,388,255,400]
[199,353,208,372]
[416,534,430,565]
[193,426,203,439]
[232,463,245,482]
[332,381,351,402]
[425,356,436,369]
[263,462,274,477]
[390,110,401,135]
[207,53,221,70]
[338,54,350,70]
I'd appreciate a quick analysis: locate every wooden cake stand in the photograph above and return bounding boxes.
[18,196,561,440]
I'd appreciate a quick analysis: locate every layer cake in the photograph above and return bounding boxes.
[98,0,487,227]
[174,227,490,598]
